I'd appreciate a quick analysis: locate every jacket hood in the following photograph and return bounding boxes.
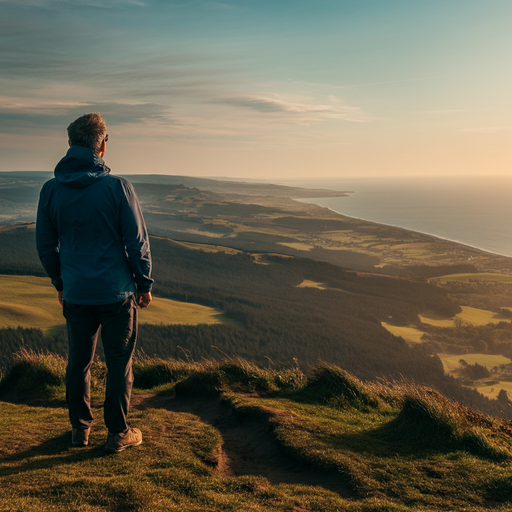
[54,146,111,188]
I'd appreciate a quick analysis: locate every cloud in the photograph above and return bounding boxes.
[0,10,233,96]
[218,96,330,114]
[71,102,172,124]
[0,99,173,134]
[216,94,364,124]
[0,1,366,145]
[458,126,511,133]
[418,109,466,114]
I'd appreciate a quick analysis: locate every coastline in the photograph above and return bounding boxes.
[297,197,512,261]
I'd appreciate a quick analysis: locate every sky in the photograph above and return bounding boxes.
[1,0,512,179]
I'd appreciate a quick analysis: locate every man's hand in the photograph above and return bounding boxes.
[58,291,64,306]
[138,291,152,308]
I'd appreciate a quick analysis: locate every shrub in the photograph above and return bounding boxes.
[133,356,197,389]
[0,348,66,398]
[459,360,491,381]
[299,363,380,409]
[380,387,510,461]
[174,368,225,397]
[0,349,109,399]
[218,358,277,393]
[174,357,307,397]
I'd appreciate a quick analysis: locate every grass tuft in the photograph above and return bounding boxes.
[482,476,512,502]
[174,358,307,397]
[299,362,381,409]
[272,366,307,390]
[379,387,510,460]
[174,365,225,397]
[132,354,197,389]
[0,348,66,398]
[0,349,109,401]
[218,358,278,393]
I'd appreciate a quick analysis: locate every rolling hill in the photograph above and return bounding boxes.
[2,351,512,511]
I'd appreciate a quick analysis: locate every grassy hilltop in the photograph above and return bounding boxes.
[2,350,512,511]
[5,173,512,508]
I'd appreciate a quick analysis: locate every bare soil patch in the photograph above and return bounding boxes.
[132,393,353,497]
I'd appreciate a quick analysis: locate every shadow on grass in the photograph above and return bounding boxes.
[319,423,448,460]
[0,431,110,478]
[0,392,67,409]
[322,415,508,462]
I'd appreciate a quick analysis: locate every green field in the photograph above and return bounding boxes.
[381,322,425,344]
[155,237,242,255]
[382,305,510,342]
[438,353,511,373]
[296,279,327,290]
[420,305,511,328]
[383,304,512,344]
[0,275,64,332]
[438,353,512,399]
[0,274,226,333]
[138,299,225,326]
[277,241,314,251]
[431,272,512,283]
[477,380,512,399]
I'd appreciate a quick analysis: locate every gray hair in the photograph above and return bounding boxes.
[67,113,107,153]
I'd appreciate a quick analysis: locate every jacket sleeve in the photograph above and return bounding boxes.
[119,181,154,293]
[36,189,63,292]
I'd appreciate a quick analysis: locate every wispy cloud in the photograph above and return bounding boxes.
[219,96,333,114]
[0,0,364,149]
[0,99,173,134]
[216,95,364,124]
[458,126,511,133]
[0,10,232,92]
[418,109,466,114]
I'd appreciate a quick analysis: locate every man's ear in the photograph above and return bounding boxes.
[98,139,106,157]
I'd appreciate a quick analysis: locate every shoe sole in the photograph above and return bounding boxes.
[104,439,142,453]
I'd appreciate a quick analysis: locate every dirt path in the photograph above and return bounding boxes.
[131,393,352,497]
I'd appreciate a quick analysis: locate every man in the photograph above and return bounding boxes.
[36,113,153,453]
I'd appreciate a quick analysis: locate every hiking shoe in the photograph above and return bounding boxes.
[71,427,91,447]
[104,428,142,453]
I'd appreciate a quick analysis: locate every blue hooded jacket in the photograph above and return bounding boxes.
[36,146,153,305]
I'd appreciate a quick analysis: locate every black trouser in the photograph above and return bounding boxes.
[63,295,137,434]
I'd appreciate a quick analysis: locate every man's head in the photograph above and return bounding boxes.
[67,113,107,155]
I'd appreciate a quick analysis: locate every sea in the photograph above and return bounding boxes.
[274,175,512,259]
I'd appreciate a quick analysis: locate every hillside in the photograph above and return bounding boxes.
[0,275,230,334]
[2,350,512,511]
[4,173,512,509]
[3,174,512,418]
[122,173,348,198]
[4,171,512,273]
[1,223,512,419]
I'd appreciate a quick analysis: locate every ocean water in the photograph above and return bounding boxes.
[277,175,512,258]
